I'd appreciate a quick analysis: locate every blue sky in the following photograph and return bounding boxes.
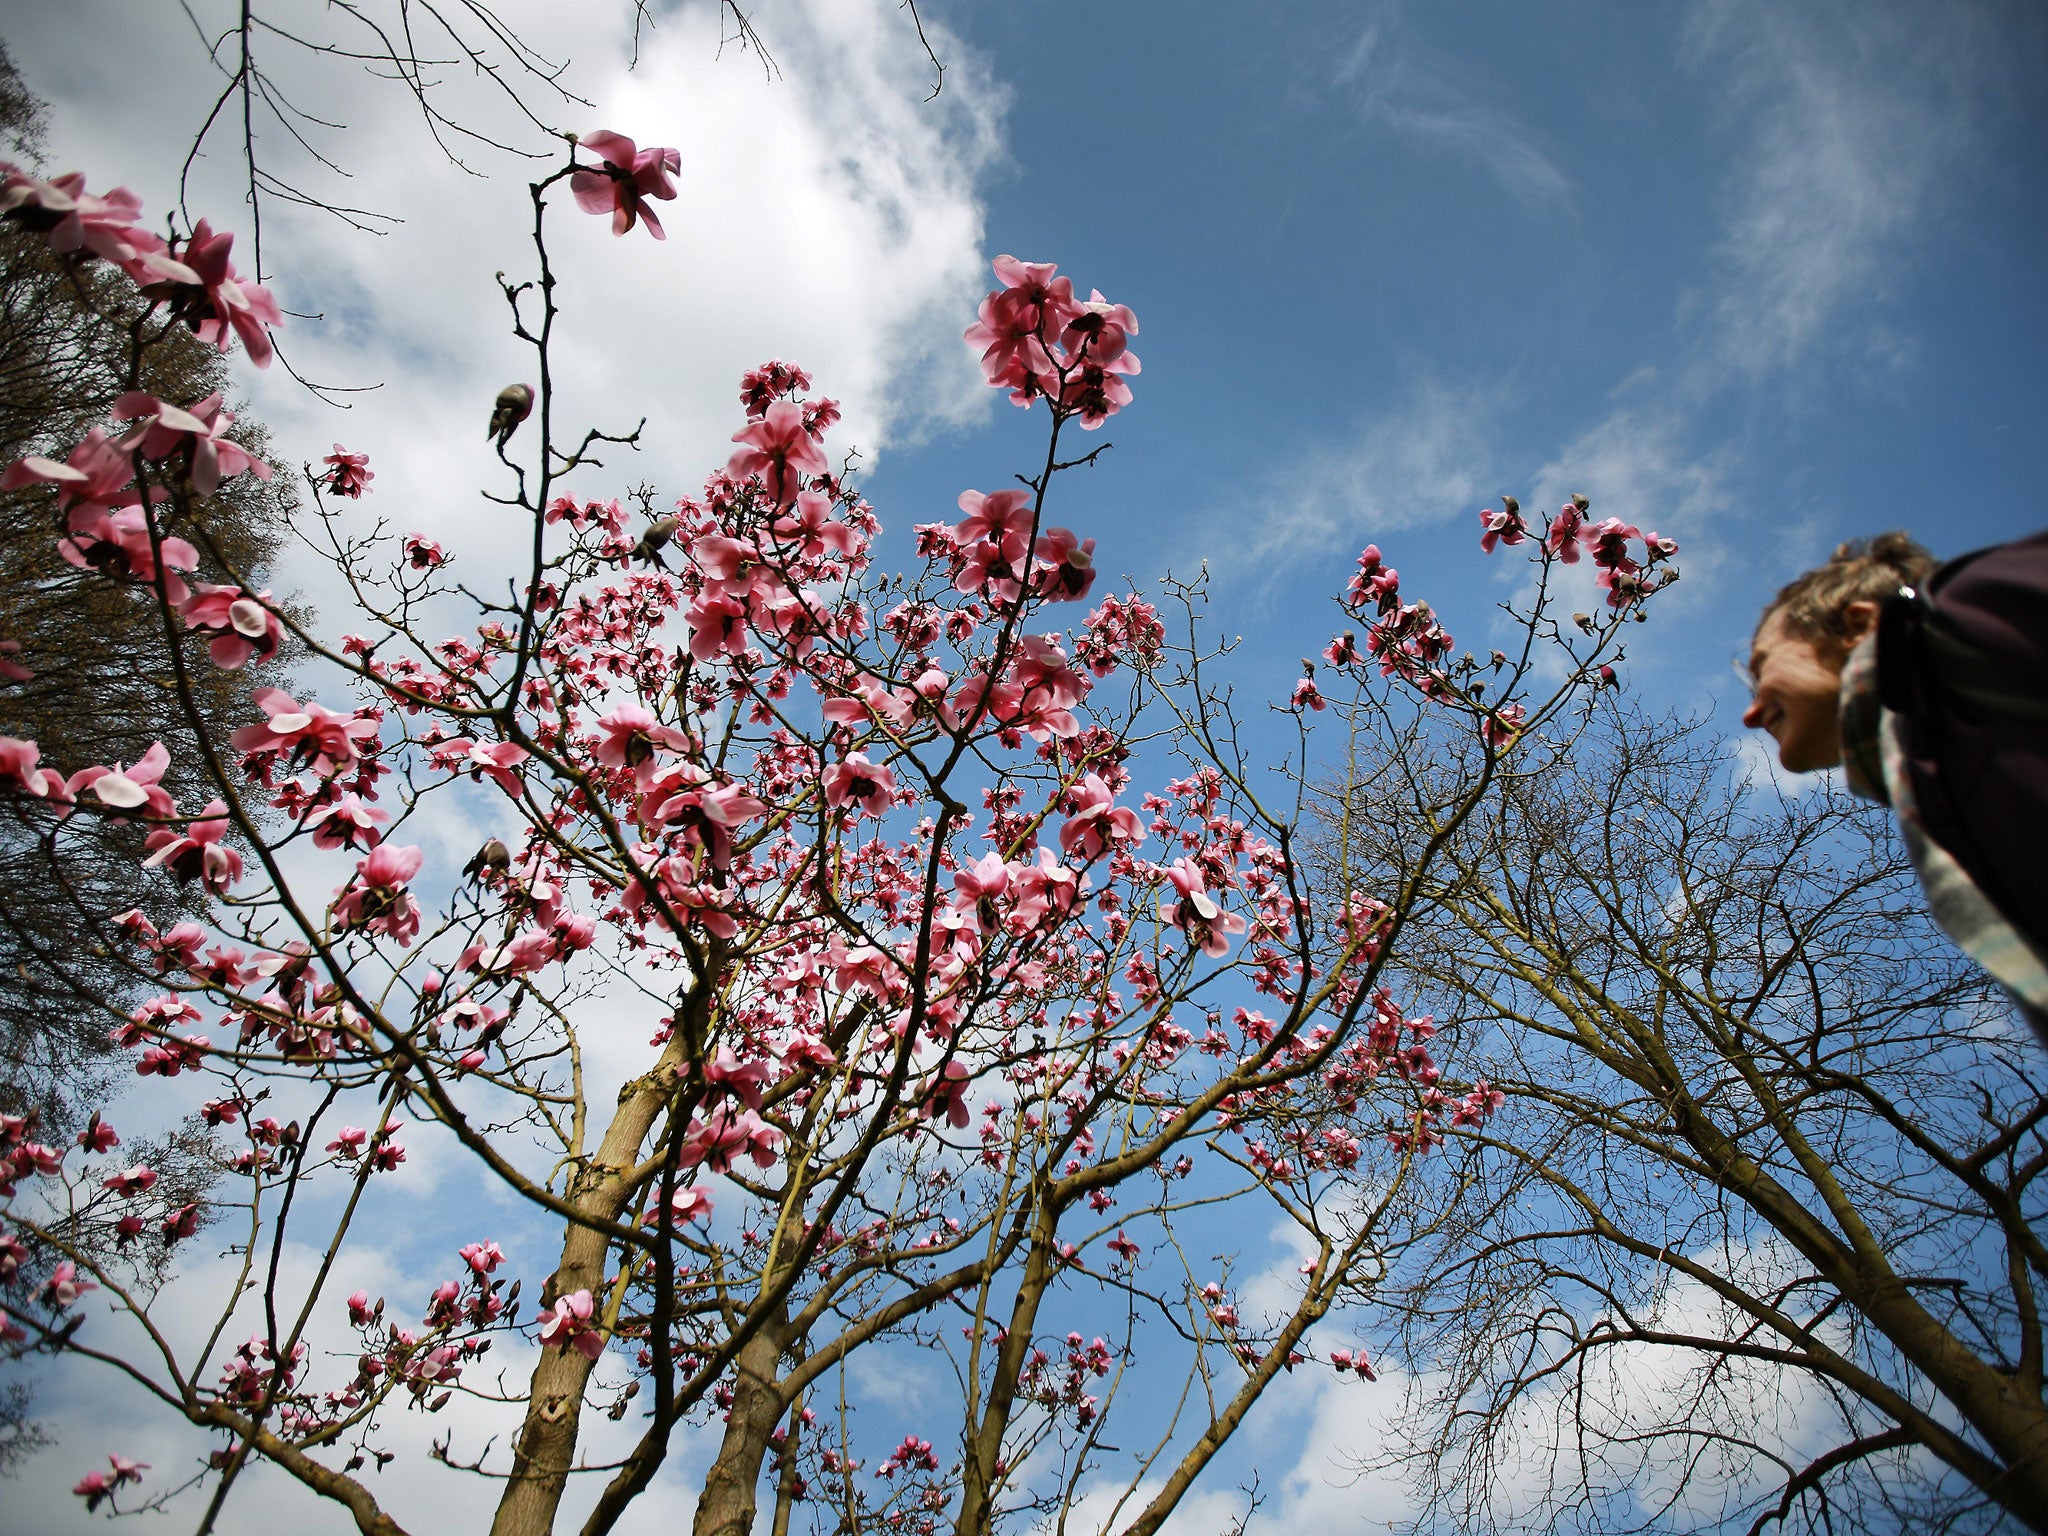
[3,0,2046,1529]
[886,0,2048,730]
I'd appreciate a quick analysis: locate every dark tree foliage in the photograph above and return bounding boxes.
[0,40,300,1130]
[0,37,299,1470]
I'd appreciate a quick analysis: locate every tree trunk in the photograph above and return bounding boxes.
[691,1307,789,1536]
[490,1032,691,1536]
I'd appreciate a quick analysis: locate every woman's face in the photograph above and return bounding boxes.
[1742,611,1851,773]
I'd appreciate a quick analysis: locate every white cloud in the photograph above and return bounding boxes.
[4,0,1004,634]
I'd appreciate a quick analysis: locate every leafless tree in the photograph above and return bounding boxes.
[1317,699,2048,1535]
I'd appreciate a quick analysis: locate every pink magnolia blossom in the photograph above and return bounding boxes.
[2,425,143,512]
[154,220,284,367]
[681,1104,781,1173]
[645,1184,716,1227]
[683,586,751,664]
[1057,362,1133,429]
[102,1164,157,1197]
[111,390,272,496]
[1479,501,1528,553]
[76,1112,119,1152]
[705,1046,774,1109]
[428,736,530,798]
[727,400,828,509]
[178,583,283,669]
[823,753,896,818]
[57,503,199,602]
[327,1126,369,1160]
[770,489,859,559]
[459,1240,506,1275]
[1060,290,1140,371]
[592,703,691,782]
[1158,859,1247,958]
[41,1260,96,1309]
[302,792,388,851]
[142,800,244,892]
[73,741,174,818]
[333,843,426,945]
[321,445,373,498]
[404,534,447,570]
[71,1449,148,1512]
[570,130,680,239]
[1545,501,1585,561]
[1032,527,1097,602]
[232,689,380,779]
[539,1288,607,1360]
[0,165,188,282]
[921,1060,972,1129]
[1479,702,1527,749]
[0,735,63,798]
[1059,773,1145,862]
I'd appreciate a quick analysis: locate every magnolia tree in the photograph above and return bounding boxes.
[0,137,1679,1536]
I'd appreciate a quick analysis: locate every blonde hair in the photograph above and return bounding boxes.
[1762,532,1938,646]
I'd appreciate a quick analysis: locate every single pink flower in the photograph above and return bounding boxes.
[823,753,896,818]
[1032,527,1097,601]
[727,401,828,509]
[141,800,243,892]
[1158,859,1247,958]
[231,688,380,779]
[1059,773,1144,862]
[333,843,425,946]
[73,740,174,818]
[645,1184,716,1227]
[592,703,691,782]
[178,583,283,670]
[1479,501,1528,553]
[920,1060,972,1129]
[570,130,681,240]
[55,503,199,601]
[538,1288,606,1359]
[154,220,284,367]
[404,534,447,570]
[41,1259,96,1309]
[0,735,63,798]
[321,445,373,498]
[112,390,271,496]
[302,792,388,851]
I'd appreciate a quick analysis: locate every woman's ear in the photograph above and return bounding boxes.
[1840,598,1883,645]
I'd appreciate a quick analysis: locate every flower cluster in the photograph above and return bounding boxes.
[963,256,1140,427]
[2,166,281,365]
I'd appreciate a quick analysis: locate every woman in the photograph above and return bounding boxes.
[1745,530,2048,1037]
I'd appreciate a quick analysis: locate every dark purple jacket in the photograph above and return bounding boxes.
[1880,528,2048,958]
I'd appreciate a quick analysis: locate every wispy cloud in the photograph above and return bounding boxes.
[1214,378,1502,584]
[1238,2,2019,616]
[1681,0,2015,383]
[1333,6,1575,209]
